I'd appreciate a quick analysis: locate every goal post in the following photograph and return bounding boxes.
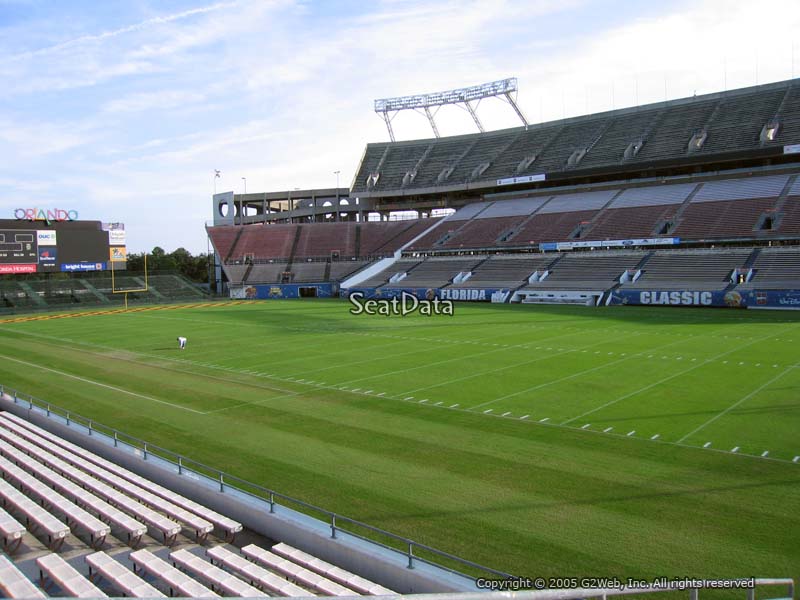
[110,254,148,310]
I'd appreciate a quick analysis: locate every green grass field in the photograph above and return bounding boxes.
[0,300,798,583]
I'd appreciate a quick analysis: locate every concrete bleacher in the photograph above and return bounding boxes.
[521,252,645,291]
[0,413,215,544]
[0,454,111,548]
[737,247,800,290]
[0,555,47,599]
[674,175,789,239]
[86,551,166,598]
[0,505,26,553]
[450,255,555,289]
[0,423,183,545]
[384,257,486,288]
[294,222,357,258]
[440,216,520,248]
[37,553,108,598]
[170,548,267,597]
[0,430,149,547]
[0,408,404,598]
[0,477,71,551]
[129,549,218,598]
[585,182,697,239]
[234,223,297,261]
[622,249,752,291]
[206,226,240,260]
[207,545,313,596]
[272,542,394,595]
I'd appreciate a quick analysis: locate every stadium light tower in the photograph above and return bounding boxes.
[374,77,528,141]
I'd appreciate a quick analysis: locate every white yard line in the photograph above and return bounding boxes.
[561,326,800,426]
[344,329,624,394]
[403,329,639,396]
[471,331,694,411]
[0,354,206,415]
[675,362,799,443]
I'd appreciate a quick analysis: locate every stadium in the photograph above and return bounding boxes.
[1,67,799,600]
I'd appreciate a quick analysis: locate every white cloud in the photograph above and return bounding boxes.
[1,0,798,255]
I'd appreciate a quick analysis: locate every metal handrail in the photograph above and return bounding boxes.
[1,385,511,580]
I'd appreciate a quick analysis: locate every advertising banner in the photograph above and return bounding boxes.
[540,237,680,251]
[37,230,57,246]
[0,264,37,274]
[342,287,512,303]
[497,173,546,186]
[231,283,336,299]
[102,223,126,245]
[38,247,57,266]
[109,246,127,262]
[606,289,800,310]
[61,262,106,272]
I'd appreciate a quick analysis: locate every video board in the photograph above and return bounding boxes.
[0,218,126,274]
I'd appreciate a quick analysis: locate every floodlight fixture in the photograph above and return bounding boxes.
[374,78,528,141]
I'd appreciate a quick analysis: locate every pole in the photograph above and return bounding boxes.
[334,171,340,223]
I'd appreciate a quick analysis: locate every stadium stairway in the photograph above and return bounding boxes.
[17,283,47,308]
[224,228,245,264]
[79,279,111,304]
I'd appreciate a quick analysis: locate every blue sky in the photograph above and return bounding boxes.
[1,0,798,254]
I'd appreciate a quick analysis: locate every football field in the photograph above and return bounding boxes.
[0,300,798,581]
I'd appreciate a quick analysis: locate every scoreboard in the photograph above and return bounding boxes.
[0,219,126,275]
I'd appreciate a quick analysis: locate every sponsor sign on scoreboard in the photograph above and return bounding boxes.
[110,246,127,262]
[0,264,38,274]
[102,222,126,245]
[61,262,106,272]
[37,230,57,246]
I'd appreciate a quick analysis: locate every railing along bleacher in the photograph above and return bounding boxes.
[1,385,512,582]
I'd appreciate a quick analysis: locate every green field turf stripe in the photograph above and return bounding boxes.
[560,324,800,426]
[0,353,207,414]
[676,362,800,443]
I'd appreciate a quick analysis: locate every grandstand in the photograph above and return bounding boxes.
[0,273,207,314]
[206,78,800,302]
[0,397,475,597]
